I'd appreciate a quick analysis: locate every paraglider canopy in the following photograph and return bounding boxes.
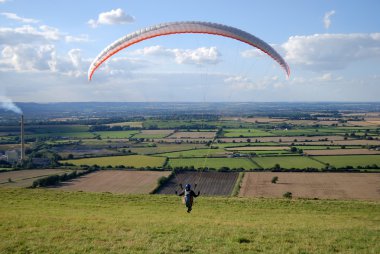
[88,21,290,81]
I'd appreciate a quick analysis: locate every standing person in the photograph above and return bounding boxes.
[176,184,200,213]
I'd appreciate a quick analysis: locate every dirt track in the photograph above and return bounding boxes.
[156,171,239,196]
[58,170,170,194]
[239,172,380,201]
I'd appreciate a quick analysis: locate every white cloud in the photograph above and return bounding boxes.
[224,75,278,90]
[1,44,56,72]
[130,45,221,65]
[323,10,335,29]
[282,33,380,71]
[0,0,8,3]
[0,25,60,45]
[65,34,89,43]
[1,12,39,23]
[240,48,265,58]
[88,8,135,28]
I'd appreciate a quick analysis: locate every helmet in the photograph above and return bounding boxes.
[185,184,191,190]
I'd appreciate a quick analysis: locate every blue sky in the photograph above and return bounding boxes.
[1,0,380,102]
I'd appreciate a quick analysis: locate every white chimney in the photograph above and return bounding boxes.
[20,114,25,161]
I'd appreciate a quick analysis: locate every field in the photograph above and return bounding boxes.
[0,188,378,253]
[156,171,239,196]
[223,129,274,137]
[169,157,256,170]
[64,155,166,168]
[57,170,170,194]
[239,172,380,200]
[129,143,206,155]
[94,130,139,139]
[167,131,216,139]
[0,169,74,188]
[305,149,380,155]
[158,148,228,158]
[252,156,325,169]
[226,146,289,151]
[315,155,380,168]
[133,130,174,139]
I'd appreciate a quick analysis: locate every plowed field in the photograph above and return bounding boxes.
[156,171,239,196]
[58,170,170,194]
[239,172,380,201]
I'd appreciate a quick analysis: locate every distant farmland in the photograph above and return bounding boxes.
[64,155,166,168]
[252,156,325,169]
[58,171,170,194]
[168,157,255,170]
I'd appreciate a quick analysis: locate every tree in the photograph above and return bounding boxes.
[271,176,278,184]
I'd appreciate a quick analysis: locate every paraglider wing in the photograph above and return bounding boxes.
[88,21,290,80]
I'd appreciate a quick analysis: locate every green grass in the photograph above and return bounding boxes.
[294,146,359,150]
[94,131,140,139]
[223,129,274,137]
[27,132,95,139]
[0,188,378,253]
[133,133,171,139]
[158,148,227,158]
[215,142,279,148]
[129,144,206,155]
[315,155,380,168]
[169,157,255,169]
[252,156,325,169]
[63,155,166,168]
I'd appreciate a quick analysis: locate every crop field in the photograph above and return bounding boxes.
[305,149,380,156]
[167,131,216,139]
[252,156,325,169]
[214,142,279,148]
[226,146,289,151]
[106,121,143,128]
[27,132,95,139]
[156,171,239,196]
[0,169,74,188]
[314,155,380,168]
[94,130,139,139]
[64,155,166,168]
[223,129,274,137]
[129,143,206,155]
[169,157,255,169]
[0,188,379,253]
[158,148,229,158]
[239,172,380,201]
[58,170,170,194]
[133,129,174,139]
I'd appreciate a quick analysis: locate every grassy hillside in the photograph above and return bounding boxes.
[0,188,379,253]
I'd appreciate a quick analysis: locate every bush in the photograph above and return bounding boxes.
[271,176,278,184]
[283,192,292,199]
[157,176,168,185]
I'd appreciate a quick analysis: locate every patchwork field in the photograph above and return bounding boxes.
[226,146,289,151]
[252,156,325,169]
[158,148,229,158]
[58,170,170,194]
[94,130,139,139]
[239,172,380,201]
[305,149,380,156]
[167,131,216,139]
[64,155,166,168]
[314,155,380,168]
[223,129,274,137]
[169,157,256,170]
[0,169,74,188]
[156,171,239,196]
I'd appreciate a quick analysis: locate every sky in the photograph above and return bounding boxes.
[0,0,380,103]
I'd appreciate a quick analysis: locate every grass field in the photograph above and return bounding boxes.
[27,132,95,139]
[129,144,206,155]
[223,129,274,137]
[169,157,255,170]
[158,148,228,158]
[0,189,378,253]
[314,155,380,167]
[63,155,166,168]
[94,130,140,139]
[252,156,325,169]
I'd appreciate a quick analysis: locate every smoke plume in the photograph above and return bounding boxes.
[0,96,23,114]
